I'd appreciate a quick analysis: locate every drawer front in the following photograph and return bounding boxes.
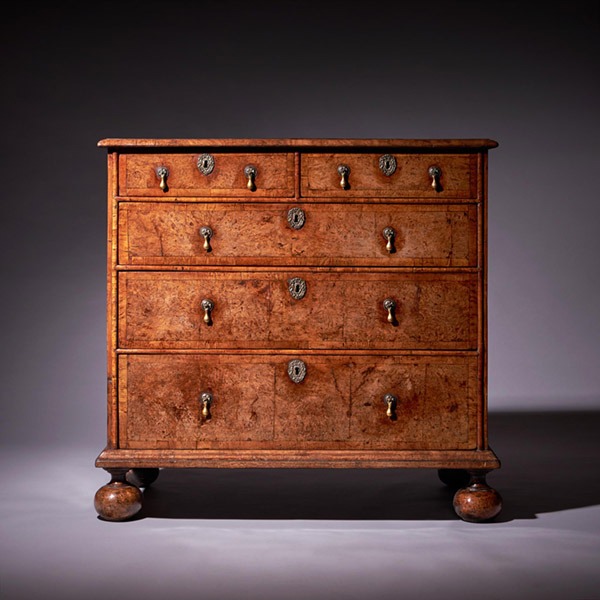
[119,202,478,267]
[301,153,478,199]
[349,357,478,449]
[119,354,477,450]
[119,271,478,350]
[118,153,295,197]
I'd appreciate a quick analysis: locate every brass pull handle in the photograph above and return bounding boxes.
[337,164,350,189]
[201,391,213,419]
[244,165,257,191]
[428,166,442,192]
[383,393,397,419]
[383,227,396,253]
[383,298,396,324]
[200,226,213,252]
[156,166,169,192]
[201,299,214,325]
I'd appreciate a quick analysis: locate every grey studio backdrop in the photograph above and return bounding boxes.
[1,2,599,600]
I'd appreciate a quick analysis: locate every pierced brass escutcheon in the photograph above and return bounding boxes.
[156,166,169,192]
[288,277,307,300]
[383,227,396,253]
[287,359,307,384]
[383,393,398,419]
[197,153,215,175]
[200,226,213,252]
[379,154,397,176]
[201,298,214,325]
[201,391,213,419]
[244,165,257,191]
[428,165,442,192]
[337,164,350,189]
[383,298,396,324]
[287,207,306,230]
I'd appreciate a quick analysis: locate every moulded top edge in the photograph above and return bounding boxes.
[97,138,499,150]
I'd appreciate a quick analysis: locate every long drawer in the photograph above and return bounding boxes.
[119,353,478,450]
[118,202,478,267]
[118,271,479,350]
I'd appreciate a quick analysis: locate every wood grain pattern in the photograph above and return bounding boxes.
[96,447,501,470]
[118,202,478,267]
[106,152,118,448]
[118,354,478,451]
[301,153,478,199]
[118,271,478,350]
[119,152,294,197]
[99,138,498,150]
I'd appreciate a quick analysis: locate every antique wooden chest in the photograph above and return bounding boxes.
[94,138,501,522]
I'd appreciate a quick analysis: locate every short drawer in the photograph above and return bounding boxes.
[119,353,478,450]
[119,202,478,267]
[118,271,478,350]
[118,152,295,197]
[301,153,478,199]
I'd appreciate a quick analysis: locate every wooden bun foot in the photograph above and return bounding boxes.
[453,470,502,523]
[94,468,143,521]
[127,468,160,488]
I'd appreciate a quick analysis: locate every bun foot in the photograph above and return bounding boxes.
[127,468,160,488]
[94,468,143,521]
[438,468,470,489]
[453,470,502,523]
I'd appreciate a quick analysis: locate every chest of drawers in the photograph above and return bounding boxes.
[94,138,501,522]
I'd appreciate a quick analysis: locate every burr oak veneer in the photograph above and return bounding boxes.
[94,138,501,522]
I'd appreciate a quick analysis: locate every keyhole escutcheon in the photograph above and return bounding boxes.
[287,207,306,230]
[287,359,307,383]
[288,277,307,300]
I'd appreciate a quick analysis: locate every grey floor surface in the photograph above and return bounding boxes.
[2,411,599,600]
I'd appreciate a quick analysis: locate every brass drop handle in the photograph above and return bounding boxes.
[428,166,441,191]
[156,166,169,192]
[383,393,398,419]
[383,298,396,323]
[200,226,213,252]
[383,227,396,253]
[201,391,213,419]
[244,165,257,191]
[201,298,214,325]
[337,164,350,189]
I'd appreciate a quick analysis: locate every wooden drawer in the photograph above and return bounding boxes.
[118,152,295,197]
[301,153,478,199]
[119,353,478,450]
[118,271,478,350]
[119,202,478,267]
